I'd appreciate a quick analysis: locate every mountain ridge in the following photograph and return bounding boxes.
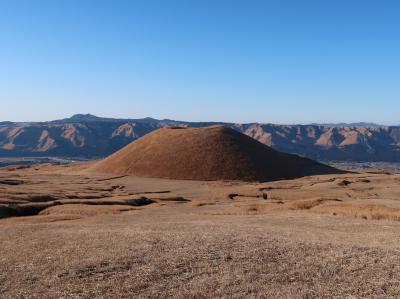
[0,114,399,161]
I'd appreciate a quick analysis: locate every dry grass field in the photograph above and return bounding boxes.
[1,163,400,298]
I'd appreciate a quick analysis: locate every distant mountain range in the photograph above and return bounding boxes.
[0,114,399,162]
[309,122,382,127]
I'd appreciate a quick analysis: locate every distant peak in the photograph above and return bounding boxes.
[69,114,101,121]
[54,114,121,123]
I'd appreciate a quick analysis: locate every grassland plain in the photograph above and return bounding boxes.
[1,163,400,298]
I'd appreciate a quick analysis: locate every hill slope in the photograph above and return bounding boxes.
[91,126,341,181]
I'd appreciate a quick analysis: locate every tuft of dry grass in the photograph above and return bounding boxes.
[313,203,400,221]
[39,204,136,217]
[239,198,342,215]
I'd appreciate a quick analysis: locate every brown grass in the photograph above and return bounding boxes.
[239,198,343,215]
[313,203,400,221]
[2,209,400,298]
[39,204,136,217]
[2,165,400,297]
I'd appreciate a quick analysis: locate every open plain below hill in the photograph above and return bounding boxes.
[1,114,400,161]
[2,163,400,297]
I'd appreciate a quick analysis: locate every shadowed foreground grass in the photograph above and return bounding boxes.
[1,212,400,298]
[2,166,400,298]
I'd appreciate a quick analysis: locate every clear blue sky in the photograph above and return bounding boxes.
[1,0,399,124]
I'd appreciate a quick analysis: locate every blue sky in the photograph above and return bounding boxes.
[1,0,399,124]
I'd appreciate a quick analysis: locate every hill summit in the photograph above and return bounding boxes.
[91,125,342,181]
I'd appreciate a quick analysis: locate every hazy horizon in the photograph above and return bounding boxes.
[1,1,400,124]
[0,112,393,126]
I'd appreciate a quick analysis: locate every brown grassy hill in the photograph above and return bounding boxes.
[91,126,342,181]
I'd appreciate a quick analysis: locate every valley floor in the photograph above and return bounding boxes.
[1,163,400,298]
